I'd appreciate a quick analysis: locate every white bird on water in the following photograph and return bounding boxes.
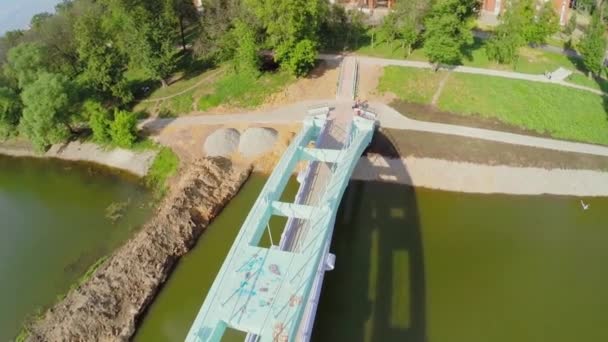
[580,200,590,210]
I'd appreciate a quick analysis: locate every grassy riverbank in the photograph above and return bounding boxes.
[378,66,608,145]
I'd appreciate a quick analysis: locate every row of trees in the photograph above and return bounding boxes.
[371,0,479,68]
[0,0,355,151]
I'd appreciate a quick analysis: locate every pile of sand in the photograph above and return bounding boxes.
[238,127,278,158]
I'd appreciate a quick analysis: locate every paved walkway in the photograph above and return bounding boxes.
[143,98,608,158]
[319,54,606,96]
[372,102,608,158]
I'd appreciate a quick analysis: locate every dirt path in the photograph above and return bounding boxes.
[139,69,224,103]
[431,72,450,106]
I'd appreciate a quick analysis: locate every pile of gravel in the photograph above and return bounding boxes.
[204,128,241,157]
[238,127,279,158]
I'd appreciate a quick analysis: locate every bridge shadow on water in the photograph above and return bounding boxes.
[312,131,427,342]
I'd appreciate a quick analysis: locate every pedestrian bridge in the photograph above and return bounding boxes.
[185,104,376,341]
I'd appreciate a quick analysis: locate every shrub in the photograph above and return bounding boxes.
[84,101,112,143]
[109,110,137,148]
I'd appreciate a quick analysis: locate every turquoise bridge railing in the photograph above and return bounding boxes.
[186,111,376,342]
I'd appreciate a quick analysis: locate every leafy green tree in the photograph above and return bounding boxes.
[486,0,528,64]
[0,87,21,139]
[0,30,24,66]
[423,0,477,69]
[377,13,399,48]
[579,11,607,77]
[232,20,260,76]
[104,0,178,87]
[527,1,559,45]
[172,0,200,51]
[4,43,48,89]
[393,0,431,56]
[247,0,327,76]
[83,101,112,143]
[566,12,578,36]
[109,110,137,148]
[486,23,523,64]
[19,73,74,150]
[75,5,131,103]
[282,39,317,77]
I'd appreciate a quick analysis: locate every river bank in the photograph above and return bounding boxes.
[0,140,157,177]
[353,154,608,196]
[25,157,251,341]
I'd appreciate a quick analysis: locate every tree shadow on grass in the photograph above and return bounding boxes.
[312,131,427,342]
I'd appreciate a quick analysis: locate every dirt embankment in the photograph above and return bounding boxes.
[27,157,251,341]
[0,140,156,176]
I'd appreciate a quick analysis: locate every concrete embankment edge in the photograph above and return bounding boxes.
[26,157,252,341]
[0,141,156,177]
[353,155,608,197]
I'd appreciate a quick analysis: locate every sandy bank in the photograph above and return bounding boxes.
[353,154,608,196]
[0,141,156,176]
[26,157,251,341]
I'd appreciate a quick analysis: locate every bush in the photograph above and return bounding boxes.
[84,101,112,143]
[109,110,137,148]
[282,39,318,77]
[145,147,179,197]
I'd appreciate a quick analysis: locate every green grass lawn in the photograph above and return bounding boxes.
[379,66,608,145]
[198,71,294,111]
[356,37,583,75]
[566,73,608,93]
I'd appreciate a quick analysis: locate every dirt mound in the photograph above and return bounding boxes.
[238,127,278,158]
[27,157,251,341]
[204,128,240,157]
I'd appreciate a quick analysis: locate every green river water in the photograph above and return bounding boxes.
[135,175,608,342]
[0,156,153,341]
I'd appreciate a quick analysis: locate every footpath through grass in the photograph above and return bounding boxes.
[356,37,582,75]
[379,66,608,145]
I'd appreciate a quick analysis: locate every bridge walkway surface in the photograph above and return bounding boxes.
[185,56,375,342]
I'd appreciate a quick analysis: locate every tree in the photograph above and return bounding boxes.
[172,0,200,51]
[4,43,48,89]
[565,12,578,36]
[19,73,74,150]
[393,0,430,56]
[0,30,24,66]
[104,0,178,87]
[486,0,528,65]
[282,39,317,77]
[109,110,137,148]
[0,87,21,139]
[75,4,131,103]
[247,0,327,76]
[423,0,478,69]
[83,101,112,143]
[527,1,559,45]
[231,20,260,76]
[579,11,607,77]
[377,12,399,48]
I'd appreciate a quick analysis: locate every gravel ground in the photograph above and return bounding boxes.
[0,141,156,176]
[204,128,240,157]
[238,127,278,158]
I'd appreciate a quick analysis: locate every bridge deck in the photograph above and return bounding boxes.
[186,56,372,342]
